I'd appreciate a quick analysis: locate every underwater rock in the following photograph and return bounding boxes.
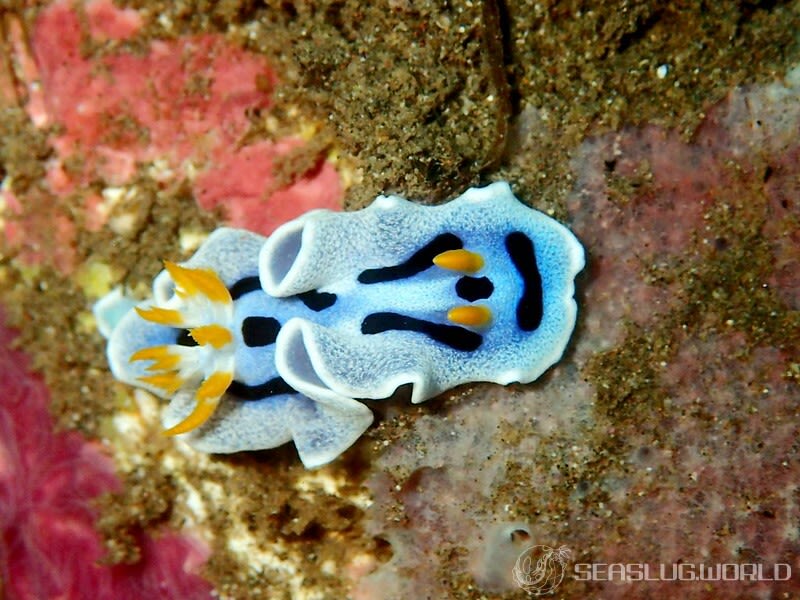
[355,68,800,599]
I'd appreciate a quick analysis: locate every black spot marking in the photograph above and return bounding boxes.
[506,232,543,331]
[455,276,494,301]
[241,316,280,347]
[175,329,197,347]
[357,233,462,284]
[294,290,337,311]
[228,377,296,400]
[229,276,261,300]
[361,312,482,352]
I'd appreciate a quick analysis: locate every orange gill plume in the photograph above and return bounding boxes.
[131,261,235,436]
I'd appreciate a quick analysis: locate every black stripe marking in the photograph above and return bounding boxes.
[241,316,280,347]
[229,276,261,300]
[455,276,494,301]
[357,233,463,284]
[176,329,198,347]
[228,377,296,400]
[229,276,336,311]
[361,312,482,352]
[505,231,543,331]
[295,290,337,311]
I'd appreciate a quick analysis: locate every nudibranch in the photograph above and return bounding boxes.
[95,182,584,468]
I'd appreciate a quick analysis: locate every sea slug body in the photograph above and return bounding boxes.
[95,182,585,467]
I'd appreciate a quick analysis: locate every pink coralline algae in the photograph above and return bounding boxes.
[2,186,78,274]
[107,532,212,600]
[4,0,341,272]
[193,138,341,236]
[354,72,800,598]
[33,2,270,187]
[0,313,212,600]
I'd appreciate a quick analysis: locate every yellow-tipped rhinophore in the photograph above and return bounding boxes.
[190,324,233,349]
[162,371,233,436]
[447,304,493,328]
[433,249,484,273]
[164,261,232,304]
[135,306,184,326]
[130,345,181,371]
